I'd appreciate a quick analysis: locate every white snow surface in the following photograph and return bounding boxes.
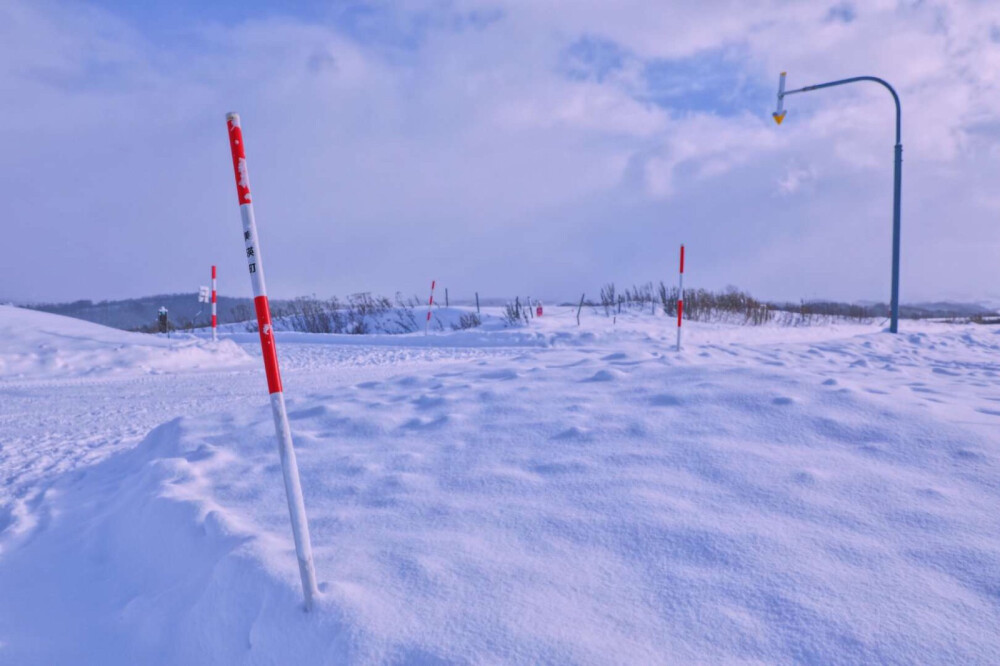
[1,306,999,664]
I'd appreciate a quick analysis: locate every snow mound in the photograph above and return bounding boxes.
[0,305,252,379]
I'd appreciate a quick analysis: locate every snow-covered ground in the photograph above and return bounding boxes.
[1,304,999,664]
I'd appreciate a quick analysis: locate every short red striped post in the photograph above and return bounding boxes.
[676,244,685,351]
[226,112,319,611]
[211,265,218,342]
[425,280,436,335]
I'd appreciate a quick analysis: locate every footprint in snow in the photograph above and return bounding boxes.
[183,444,215,462]
[583,369,622,382]
[401,415,450,430]
[479,369,518,381]
[551,426,592,441]
[288,405,332,420]
[772,396,795,406]
[412,394,446,410]
[791,470,817,486]
[530,460,591,475]
[650,393,682,407]
[916,487,945,500]
[951,448,985,462]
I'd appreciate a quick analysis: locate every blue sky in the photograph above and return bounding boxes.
[2,0,999,305]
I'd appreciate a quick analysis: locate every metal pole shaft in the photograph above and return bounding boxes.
[890,143,902,333]
[225,112,318,611]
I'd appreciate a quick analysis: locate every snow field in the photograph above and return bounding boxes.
[1,306,999,663]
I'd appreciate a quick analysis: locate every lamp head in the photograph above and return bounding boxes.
[773,72,787,125]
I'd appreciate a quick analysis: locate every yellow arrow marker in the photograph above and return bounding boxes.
[772,111,786,125]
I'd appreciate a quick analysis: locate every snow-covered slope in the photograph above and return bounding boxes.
[0,305,251,379]
[1,308,999,663]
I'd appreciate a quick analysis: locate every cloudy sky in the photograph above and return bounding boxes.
[3,0,999,304]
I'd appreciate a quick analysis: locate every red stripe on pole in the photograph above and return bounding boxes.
[212,265,217,279]
[680,245,685,273]
[212,314,218,327]
[677,300,683,327]
[211,292,217,303]
[254,295,283,394]
[227,118,253,204]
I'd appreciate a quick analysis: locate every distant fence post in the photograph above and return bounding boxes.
[677,244,685,351]
[211,265,218,342]
[445,288,449,307]
[577,293,585,326]
[475,292,480,314]
[425,280,436,335]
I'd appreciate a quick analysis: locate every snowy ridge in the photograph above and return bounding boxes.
[0,305,252,380]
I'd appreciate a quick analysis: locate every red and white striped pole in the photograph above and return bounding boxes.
[211,265,218,342]
[676,244,685,351]
[226,112,319,611]
[425,280,436,335]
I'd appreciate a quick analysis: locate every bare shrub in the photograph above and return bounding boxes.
[502,301,524,327]
[453,312,482,330]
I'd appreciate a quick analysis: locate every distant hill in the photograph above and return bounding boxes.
[851,300,999,319]
[24,293,258,331]
[20,292,999,332]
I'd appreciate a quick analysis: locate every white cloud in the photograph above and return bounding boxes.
[776,163,817,196]
[0,0,998,304]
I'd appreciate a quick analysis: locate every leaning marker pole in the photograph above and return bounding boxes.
[676,244,685,352]
[225,113,319,611]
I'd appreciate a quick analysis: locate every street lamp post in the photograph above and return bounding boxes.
[773,72,903,334]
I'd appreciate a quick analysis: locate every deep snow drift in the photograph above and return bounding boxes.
[0,304,251,379]
[1,305,999,664]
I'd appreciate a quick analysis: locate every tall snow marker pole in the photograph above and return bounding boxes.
[676,244,685,351]
[225,112,319,611]
[425,280,436,335]
[211,265,218,342]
